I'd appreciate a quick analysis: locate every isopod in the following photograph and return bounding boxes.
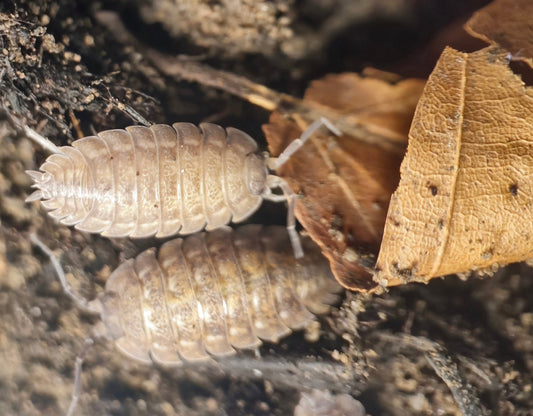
[32,225,341,365]
[26,119,340,257]
[294,389,366,416]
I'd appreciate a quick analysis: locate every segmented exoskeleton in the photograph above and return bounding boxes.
[26,120,340,257]
[33,225,341,365]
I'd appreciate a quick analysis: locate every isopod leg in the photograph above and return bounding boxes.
[29,233,102,315]
[265,176,304,259]
[66,338,94,416]
[267,116,341,170]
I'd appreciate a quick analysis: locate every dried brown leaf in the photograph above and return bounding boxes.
[376,46,533,286]
[264,73,425,291]
[465,0,533,69]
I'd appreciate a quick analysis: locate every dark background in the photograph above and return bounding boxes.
[1,0,531,415]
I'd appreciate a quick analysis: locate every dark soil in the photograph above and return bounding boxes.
[2,0,531,415]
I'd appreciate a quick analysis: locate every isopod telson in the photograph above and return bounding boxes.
[26,119,340,258]
[32,225,341,365]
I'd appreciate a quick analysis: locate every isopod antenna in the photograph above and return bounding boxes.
[29,233,103,315]
[29,233,100,416]
[268,117,341,171]
[265,117,342,258]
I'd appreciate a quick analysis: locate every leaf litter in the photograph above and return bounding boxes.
[377,9,533,285]
[264,72,425,291]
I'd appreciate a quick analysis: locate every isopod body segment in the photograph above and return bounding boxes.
[26,123,269,238]
[99,225,341,365]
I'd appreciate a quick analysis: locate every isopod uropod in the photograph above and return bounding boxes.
[34,225,341,365]
[26,119,340,258]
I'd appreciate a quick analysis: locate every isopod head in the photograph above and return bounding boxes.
[244,151,268,196]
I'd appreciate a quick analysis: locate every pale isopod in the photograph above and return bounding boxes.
[26,119,340,257]
[32,225,341,365]
[294,389,366,416]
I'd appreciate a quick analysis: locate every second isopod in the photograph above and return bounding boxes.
[48,225,342,365]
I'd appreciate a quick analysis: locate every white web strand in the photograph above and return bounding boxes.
[24,126,60,154]
[65,338,94,416]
